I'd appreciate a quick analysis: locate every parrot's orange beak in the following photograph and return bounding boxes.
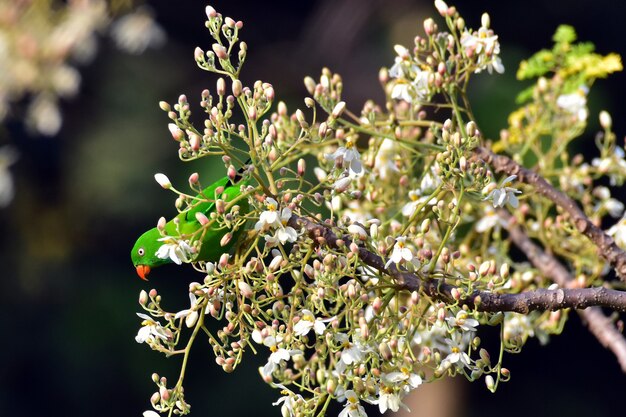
[136,265,151,281]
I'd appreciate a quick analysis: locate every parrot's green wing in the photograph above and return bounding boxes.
[131,172,249,279]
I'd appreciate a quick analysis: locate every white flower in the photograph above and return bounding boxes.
[401,189,437,217]
[391,81,413,103]
[446,310,479,332]
[374,389,405,414]
[503,312,534,343]
[382,370,423,391]
[110,7,166,54]
[272,385,304,417]
[259,336,303,380]
[484,175,522,208]
[475,205,508,233]
[262,205,298,245]
[135,313,169,344]
[336,333,370,366]
[412,69,431,100]
[592,147,626,186]
[608,215,626,248]
[556,86,588,122]
[461,27,505,74]
[293,310,334,336]
[325,137,363,176]
[155,236,193,265]
[385,237,415,268]
[441,336,471,369]
[339,390,368,417]
[143,411,161,417]
[174,293,201,328]
[373,138,401,180]
[255,197,281,230]
[265,226,298,245]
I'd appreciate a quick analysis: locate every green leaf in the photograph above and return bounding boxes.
[515,85,535,104]
[552,25,577,44]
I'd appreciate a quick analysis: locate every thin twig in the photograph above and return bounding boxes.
[502,210,626,373]
[472,146,626,282]
[287,214,626,313]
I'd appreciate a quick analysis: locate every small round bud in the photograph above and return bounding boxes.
[423,18,436,36]
[159,101,170,111]
[485,375,495,392]
[154,173,171,189]
[157,217,166,231]
[232,79,242,97]
[481,13,490,29]
[434,0,448,16]
[195,212,209,225]
[212,44,228,59]
[331,101,346,118]
[205,6,217,19]
[599,110,612,130]
[168,124,184,141]
[297,158,306,176]
[194,47,205,61]
[220,232,232,247]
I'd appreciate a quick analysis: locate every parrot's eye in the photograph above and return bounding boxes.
[138,248,145,256]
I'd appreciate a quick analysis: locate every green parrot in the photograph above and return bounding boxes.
[131,170,249,280]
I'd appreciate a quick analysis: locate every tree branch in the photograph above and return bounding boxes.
[472,146,626,282]
[288,214,626,313]
[502,210,626,373]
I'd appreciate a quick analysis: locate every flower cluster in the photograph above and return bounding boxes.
[133,3,626,417]
[0,0,165,136]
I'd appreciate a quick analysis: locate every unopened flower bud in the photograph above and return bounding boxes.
[297,158,306,176]
[220,232,232,247]
[215,78,226,96]
[265,85,275,101]
[168,124,184,141]
[139,290,148,305]
[159,101,170,111]
[228,165,237,181]
[194,47,205,61]
[331,101,346,118]
[219,253,230,268]
[481,12,490,29]
[190,134,201,151]
[232,79,242,97]
[157,216,166,231]
[188,172,199,185]
[212,43,228,59]
[238,281,253,298]
[348,224,368,240]
[205,5,217,18]
[196,212,210,225]
[479,260,490,277]
[318,122,328,138]
[423,18,436,36]
[154,173,171,189]
[485,375,495,391]
[434,0,448,15]
[599,110,612,130]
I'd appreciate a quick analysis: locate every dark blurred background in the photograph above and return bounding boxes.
[1,1,625,416]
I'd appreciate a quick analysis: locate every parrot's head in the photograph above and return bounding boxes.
[131,228,170,280]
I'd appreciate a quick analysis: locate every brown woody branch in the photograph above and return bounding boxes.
[472,146,626,282]
[287,215,626,313]
[502,210,626,373]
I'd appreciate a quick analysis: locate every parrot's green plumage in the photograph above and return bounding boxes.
[131,172,249,280]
